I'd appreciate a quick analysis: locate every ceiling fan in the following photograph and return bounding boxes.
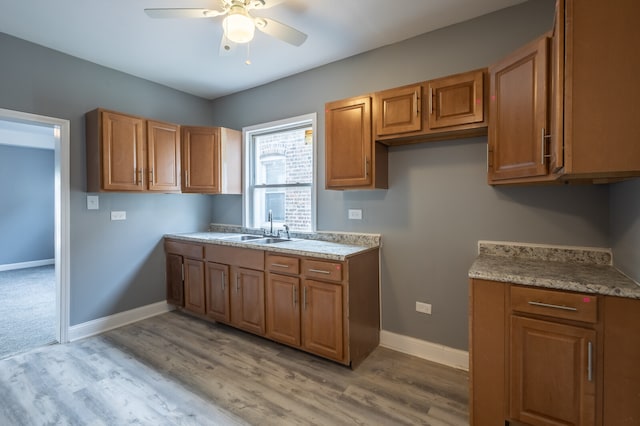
[144,0,308,54]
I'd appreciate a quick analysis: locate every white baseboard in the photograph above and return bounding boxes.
[68,301,175,342]
[0,258,55,271]
[380,330,469,371]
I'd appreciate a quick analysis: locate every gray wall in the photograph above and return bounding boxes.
[209,0,615,350]
[610,179,640,282]
[0,145,54,265]
[0,32,215,325]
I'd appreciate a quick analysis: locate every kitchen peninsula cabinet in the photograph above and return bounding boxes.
[181,126,241,194]
[488,0,640,184]
[325,96,389,190]
[374,69,487,143]
[470,278,640,425]
[509,286,597,425]
[86,109,181,192]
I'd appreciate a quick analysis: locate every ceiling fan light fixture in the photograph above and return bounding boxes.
[223,8,255,44]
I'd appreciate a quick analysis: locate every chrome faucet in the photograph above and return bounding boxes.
[268,209,273,235]
[282,224,290,239]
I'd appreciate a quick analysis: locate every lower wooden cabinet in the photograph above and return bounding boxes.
[470,279,640,425]
[165,253,184,307]
[302,279,344,361]
[205,262,230,323]
[164,240,204,312]
[231,267,265,335]
[183,258,206,315]
[266,272,301,347]
[510,316,596,426]
[165,238,380,368]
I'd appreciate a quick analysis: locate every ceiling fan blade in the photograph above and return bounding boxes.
[254,17,307,46]
[247,0,286,10]
[219,34,237,56]
[144,8,226,19]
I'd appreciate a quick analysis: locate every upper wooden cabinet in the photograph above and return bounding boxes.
[325,96,388,190]
[488,36,551,182]
[373,69,488,144]
[86,109,181,192]
[147,120,181,192]
[181,126,241,194]
[375,84,422,136]
[427,70,485,130]
[488,0,640,184]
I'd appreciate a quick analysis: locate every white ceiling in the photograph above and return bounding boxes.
[0,0,525,100]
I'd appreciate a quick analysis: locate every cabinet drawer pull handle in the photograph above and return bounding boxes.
[293,286,297,307]
[429,87,434,115]
[308,268,330,275]
[541,128,552,165]
[271,263,289,268]
[414,92,419,117]
[587,341,593,382]
[221,271,225,291]
[235,275,240,293]
[527,301,577,311]
[303,286,307,310]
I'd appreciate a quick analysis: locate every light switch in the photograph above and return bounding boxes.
[87,195,99,210]
[111,211,126,221]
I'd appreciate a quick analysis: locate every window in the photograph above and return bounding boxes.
[244,113,316,233]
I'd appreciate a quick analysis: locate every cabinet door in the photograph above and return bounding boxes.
[266,273,301,347]
[469,279,507,425]
[488,36,550,182]
[325,96,373,189]
[165,253,184,307]
[205,262,230,323]
[183,258,206,315]
[302,279,344,362]
[427,70,484,129]
[603,296,640,425]
[101,111,146,191]
[510,315,596,426]
[231,267,265,335]
[375,85,422,136]
[147,120,181,192]
[182,126,221,193]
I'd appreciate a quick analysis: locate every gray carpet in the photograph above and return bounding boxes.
[0,265,56,359]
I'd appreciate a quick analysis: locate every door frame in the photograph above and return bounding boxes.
[0,108,71,343]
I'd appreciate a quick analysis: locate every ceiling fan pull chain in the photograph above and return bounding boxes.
[245,42,252,65]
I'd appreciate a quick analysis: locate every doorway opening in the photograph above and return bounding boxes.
[0,108,70,358]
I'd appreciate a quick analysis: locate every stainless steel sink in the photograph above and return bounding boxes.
[244,237,296,244]
[260,237,291,244]
[221,234,263,242]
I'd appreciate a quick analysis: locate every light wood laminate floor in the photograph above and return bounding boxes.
[0,311,469,425]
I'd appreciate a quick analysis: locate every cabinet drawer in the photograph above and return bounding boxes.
[266,254,299,275]
[205,244,264,270]
[165,240,204,259]
[511,286,598,324]
[302,259,343,282]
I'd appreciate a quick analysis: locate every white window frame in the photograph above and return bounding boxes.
[242,113,317,233]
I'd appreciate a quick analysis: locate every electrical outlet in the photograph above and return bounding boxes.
[110,211,126,221]
[416,301,432,315]
[348,209,362,220]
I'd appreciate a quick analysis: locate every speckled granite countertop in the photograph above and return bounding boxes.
[165,224,381,261]
[469,241,640,299]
